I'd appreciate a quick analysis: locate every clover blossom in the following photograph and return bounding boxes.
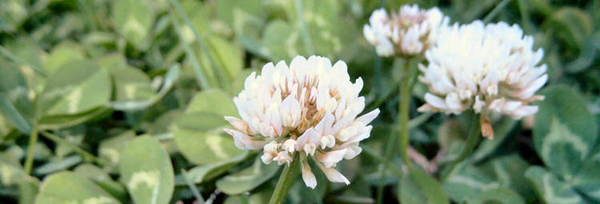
[363,5,447,56]
[418,21,547,138]
[225,56,379,188]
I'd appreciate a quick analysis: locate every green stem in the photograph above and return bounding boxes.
[399,58,416,168]
[269,156,299,204]
[24,126,39,175]
[40,131,106,165]
[441,112,482,181]
[483,0,512,23]
[376,57,416,204]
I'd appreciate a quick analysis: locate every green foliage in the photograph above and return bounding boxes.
[0,0,598,203]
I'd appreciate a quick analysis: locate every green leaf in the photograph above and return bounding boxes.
[99,131,135,169]
[0,0,28,32]
[572,153,600,202]
[172,89,245,165]
[74,164,128,201]
[186,89,236,116]
[443,164,501,202]
[0,95,31,134]
[18,177,39,204]
[216,158,279,195]
[468,188,525,204]
[173,113,245,164]
[175,160,243,185]
[479,155,535,202]
[547,7,594,51]
[0,63,33,134]
[38,60,111,128]
[119,136,174,204]
[45,42,86,74]
[112,0,155,50]
[34,171,119,204]
[261,20,299,61]
[109,64,181,111]
[525,166,583,204]
[533,85,597,178]
[398,167,449,204]
[224,188,271,204]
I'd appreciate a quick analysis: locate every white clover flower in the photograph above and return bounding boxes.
[224,56,379,188]
[363,5,447,57]
[418,21,548,138]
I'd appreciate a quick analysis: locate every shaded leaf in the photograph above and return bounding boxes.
[216,158,279,195]
[119,136,174,204]
[34,171,119,204]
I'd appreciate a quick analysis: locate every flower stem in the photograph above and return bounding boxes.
[399,57,416,169]
[483,0,512,23]
[269,155,299,204]
[24,126,39,175]
[376,57,417,204]
[441,112,482,181]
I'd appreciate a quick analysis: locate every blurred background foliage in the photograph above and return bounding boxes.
[0,0,599,203]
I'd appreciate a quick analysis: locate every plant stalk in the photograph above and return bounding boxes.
[441,112,482,181]
[24,126,39,175]
[376,57,416,204]
[40,131,106,165]
[399,57,416,168]
[269,156,299,204]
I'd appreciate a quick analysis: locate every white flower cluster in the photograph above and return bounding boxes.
[363,5,446,56]
[224,56,379,188]
[418,21,547,137]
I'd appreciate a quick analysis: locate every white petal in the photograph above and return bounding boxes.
[224,129,265,150]
[301,157,317,189]
[317,163,350,185]
[317,149,347,168]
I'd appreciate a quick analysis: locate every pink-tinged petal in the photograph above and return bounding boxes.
[316,163,350,185]
[224,116,249,133]
[317,149,347,168]
[424,93,447,109]
[224,129,265,150]
[301,157,317,189]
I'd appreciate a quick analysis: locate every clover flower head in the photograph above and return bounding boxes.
[224,56,379,188]
[363,5,447,57]
[418,21,548,138]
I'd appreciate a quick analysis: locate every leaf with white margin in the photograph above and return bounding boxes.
[572,153,600,202]
[534,85,597,178]
[399,167,449,204]
[38,60,111,128]
[119,136,174,204]
[34,171,120,204]
[443,163,501,202]
[173,113,246,164]
[539,119,590,180]
[109,64,181,111]
[216,158,279,195]
[525,166,583,204]
[172,89,245,165]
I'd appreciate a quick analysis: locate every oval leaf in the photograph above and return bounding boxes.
[119,136,174,204]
